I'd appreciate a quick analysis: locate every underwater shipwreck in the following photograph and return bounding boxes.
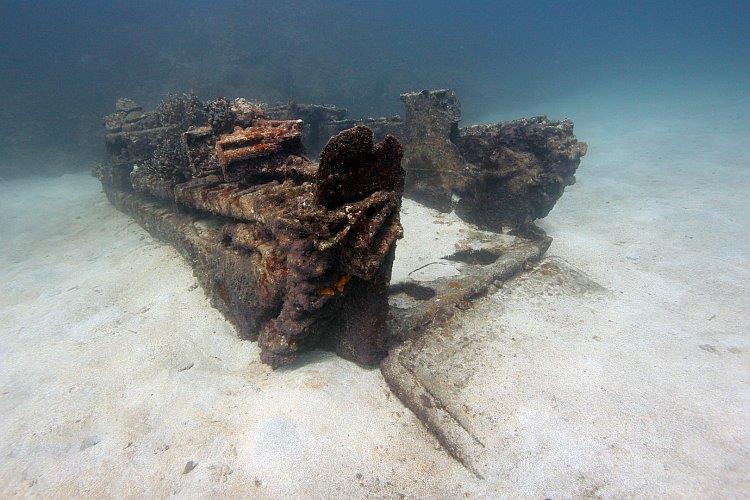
[95,89,586,368]
[95,88,585,473]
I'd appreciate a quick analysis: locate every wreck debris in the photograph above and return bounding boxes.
[266,102,347,124]
[317,125,404,207]
[383,255,604,478]
[103,124,174,165]
[399,89,473,212]
[213,120,305,182]
[95,87,584,370]
[205,96,235,134]
[386,233,551,345]
[130,133,191,200]
[320,116,404,154]
[116,98,141,113]
[155,92,207,130]
[92,162,132,191]
[95,95,405,368]
[231,98,267,127]
[183,126,220,178]
[266,102,404,155]
[455,117,588,228]
[382,233,551,477]
[103,93,204,165]
[266,102,347,154]
[130,164,177,201]
[398,89,587,229]
[266,89,586,230]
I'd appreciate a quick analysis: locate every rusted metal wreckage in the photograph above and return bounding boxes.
[94,90,586,368]
[97,95,404,368]
[268,89,587,230]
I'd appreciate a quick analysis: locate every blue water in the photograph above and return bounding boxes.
[0,0,747,174]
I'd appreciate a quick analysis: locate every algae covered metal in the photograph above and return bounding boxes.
[96,94,405,368]
[94,89,585,371]
[263,89,587,231]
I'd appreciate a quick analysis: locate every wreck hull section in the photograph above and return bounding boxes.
[453,118,588,228]
[95,95,405,368]
[103,184,395,367]
[399,90,588,230]
[268,89,587,231]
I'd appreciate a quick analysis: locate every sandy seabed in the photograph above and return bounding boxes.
[1,86,748,497]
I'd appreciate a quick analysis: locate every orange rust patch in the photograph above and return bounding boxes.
[318,274,351,297]
[214,120,302,168]
[335,274,351,292]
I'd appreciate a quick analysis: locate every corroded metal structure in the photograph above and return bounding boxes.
[95,89,585,372]
[95,95,404,368]
[266,89,587,231]
[95,90,586,473]
[403,90,588,229]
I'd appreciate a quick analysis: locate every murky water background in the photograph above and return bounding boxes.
[1,0,747,176]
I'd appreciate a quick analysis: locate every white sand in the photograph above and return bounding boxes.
[1,85,748,496]
[459,85,750,496]
[0,175,477,497]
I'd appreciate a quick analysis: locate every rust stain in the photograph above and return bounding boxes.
[214,120,302,168]
[335,274,351,292]
[319,274,351,297]
[264,253,289,280]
